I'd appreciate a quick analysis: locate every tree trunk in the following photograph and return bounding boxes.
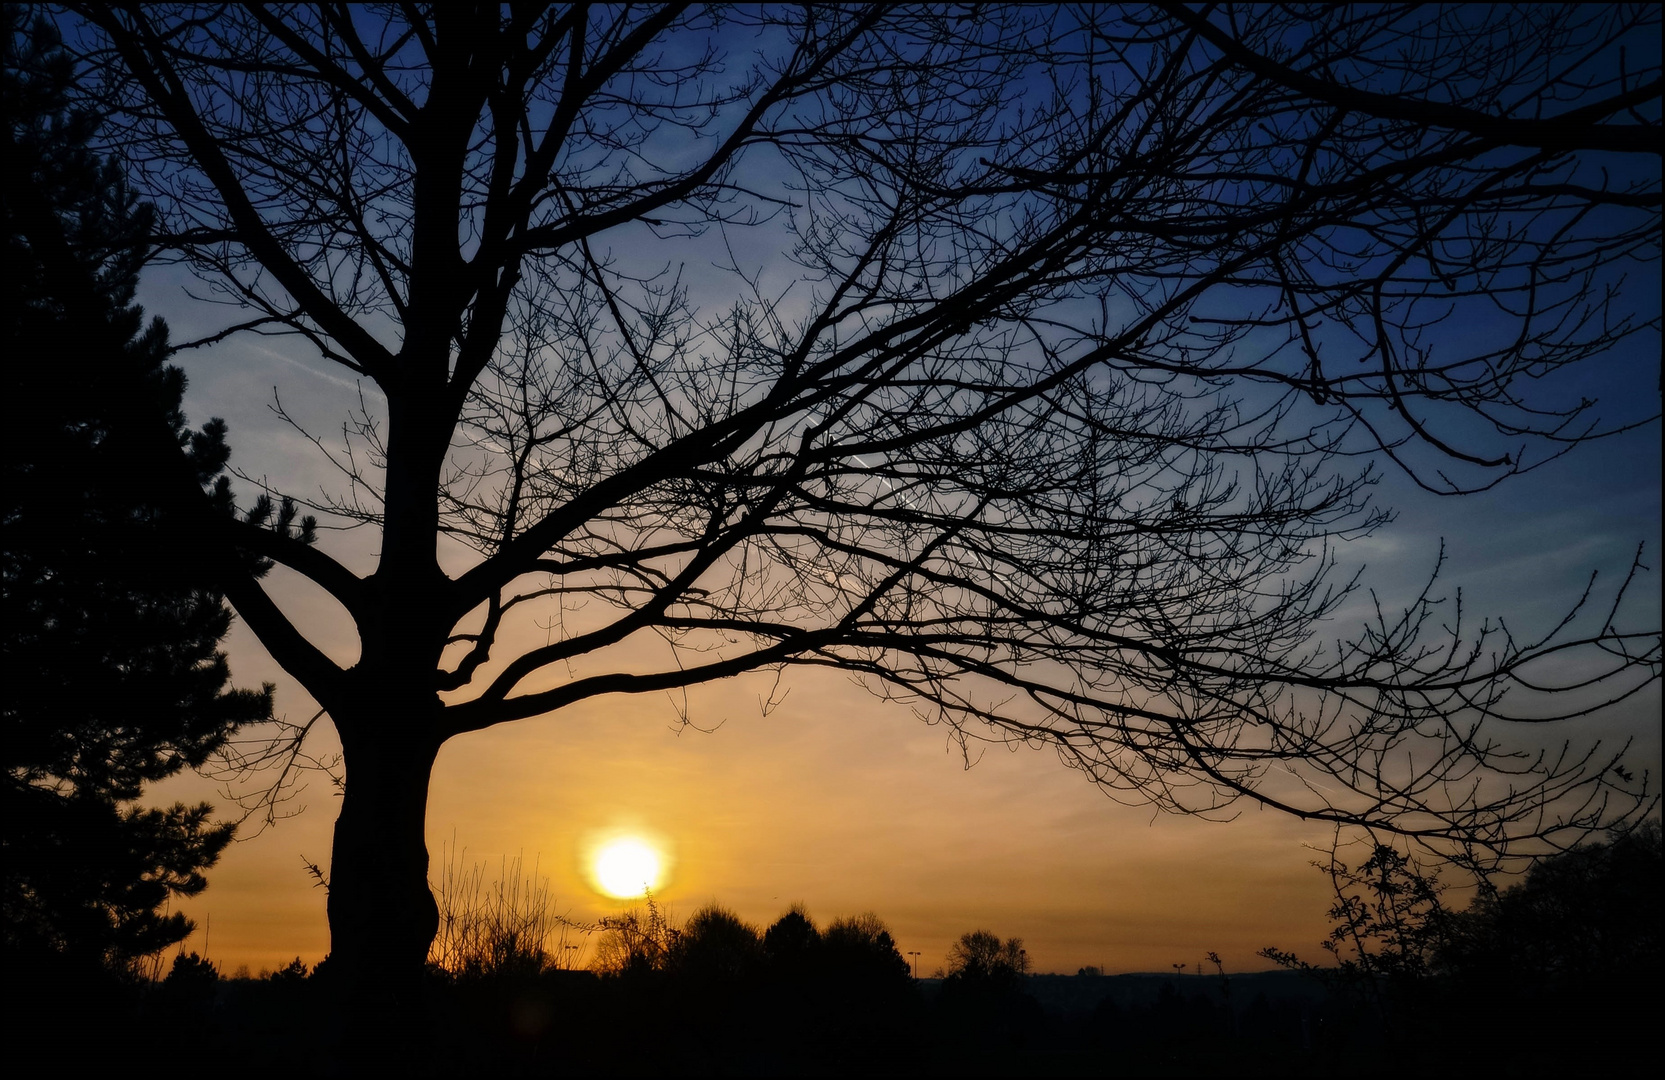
[319,366,454,1063]
[325,705,442,1062]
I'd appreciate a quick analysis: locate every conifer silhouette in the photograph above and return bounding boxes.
[2,7,284,973]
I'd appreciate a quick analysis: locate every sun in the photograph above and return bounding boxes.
[592,837,664,899]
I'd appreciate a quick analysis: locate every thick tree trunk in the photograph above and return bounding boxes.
[327,384,450,984]
[328,738,440,983]
[319,372,455,1063]
[324,693,443,1062]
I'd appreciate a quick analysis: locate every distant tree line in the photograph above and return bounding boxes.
[11,824,1657,1074]
[429,897,919,1073]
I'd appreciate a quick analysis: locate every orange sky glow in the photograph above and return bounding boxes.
[155,640,1356,977]
[151,533,1658,978]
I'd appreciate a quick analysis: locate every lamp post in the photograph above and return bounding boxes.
[907,951,922,980]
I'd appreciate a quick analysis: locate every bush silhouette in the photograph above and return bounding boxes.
[429,850,578,980]
[153,950,221,1019]
[666,904,763,984]
[591,893,679,977]
[822,912,913,990]
[762,905,821,974]
[265,957,310,986]
[164,951,220,989]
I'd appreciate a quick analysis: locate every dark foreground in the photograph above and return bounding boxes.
[10,961,1658,1076]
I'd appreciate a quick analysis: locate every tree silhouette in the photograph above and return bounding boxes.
[1263,824,1661,1068]
[946,930,1031,986]
[1257,838,1450,1026]
[762,905,822,979]
[822,912,913,987]
[1434,822,1661,1071]
[1,9,280,975]
[940,929,1039,1052]
[59,4,1660,1025]
[1440,821,1661,992]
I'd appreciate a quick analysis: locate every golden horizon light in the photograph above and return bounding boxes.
[592,837,665,899]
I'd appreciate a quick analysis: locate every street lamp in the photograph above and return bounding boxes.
[907,951,922,979]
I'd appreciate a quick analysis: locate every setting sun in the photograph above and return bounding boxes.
[593,838,665,899]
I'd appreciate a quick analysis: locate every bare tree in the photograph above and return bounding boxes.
[946,930,1031,983]
[65,3,1659,1026]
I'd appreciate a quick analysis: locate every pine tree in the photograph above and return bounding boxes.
[1,7,291,974]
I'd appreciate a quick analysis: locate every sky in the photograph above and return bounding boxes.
[109,8,1663,980]
[137,250,1660,977]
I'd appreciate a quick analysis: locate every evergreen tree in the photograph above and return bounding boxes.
[1,7,295,973]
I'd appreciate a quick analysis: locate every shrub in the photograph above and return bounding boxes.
[666,904,762,982]
[428,847,578,979]
[590,893,678,976]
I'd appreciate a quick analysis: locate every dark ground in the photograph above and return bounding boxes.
[8,962,1657,1076]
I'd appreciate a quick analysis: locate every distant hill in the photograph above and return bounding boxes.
[917,970,1329,1017]
[1025,965,1325,1018]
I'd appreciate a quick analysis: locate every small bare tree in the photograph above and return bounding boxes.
[64,3,1659,1030]
[946,930,1031,983]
